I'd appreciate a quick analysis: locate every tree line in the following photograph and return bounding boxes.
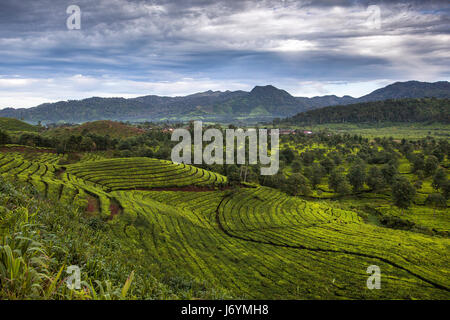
[282,98,450,125]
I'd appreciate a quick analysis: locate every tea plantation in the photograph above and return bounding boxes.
[0,145,448,299]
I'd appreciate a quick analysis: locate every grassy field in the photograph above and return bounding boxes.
[0,145,448,299]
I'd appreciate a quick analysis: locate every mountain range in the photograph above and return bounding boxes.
[0,80,449,124]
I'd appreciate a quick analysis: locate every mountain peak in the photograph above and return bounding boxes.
[359,80,450,101]
[250,85,294,99]
[251,85,283,94]
[186,90,221,98]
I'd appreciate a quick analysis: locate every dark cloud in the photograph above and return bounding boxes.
[0,0,448,107]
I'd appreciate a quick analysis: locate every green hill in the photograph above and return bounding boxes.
[0,117,38,132]
[283,98,450,125]
[45,120,145,139]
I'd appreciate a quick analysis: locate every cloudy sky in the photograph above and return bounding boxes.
[0,0,449,108]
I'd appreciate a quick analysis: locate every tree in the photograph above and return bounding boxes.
[320,157,335,174]
[328,169,351,195]
[0,129,10,145]
[329,152,342,166]
[66,135,83,152]
[347,164,366,192]
[328,169,344,193]
[262,172,286,190]
[118,140,131,150]
[424,155,439,176]
[425,193,446,215]
[415,169,425,180]
[336,180,351,195]
[414,180,423,190]
[56,143,65,155]
[443,180,450,200]
[285,173,311,196]
[304,163,325,190]
[291,160,302,173]
[381,163,398,185]
[366,166,385,191]
[392,177,416,213]
[226,165,241,186]
[281,148,295,164]
[300,151,315,166]
[432,148,445,162]
[244,167,259,184]
[412,154,425,172]
[80,136,96,151]
[432,168,447,191]
[399,142,413,156]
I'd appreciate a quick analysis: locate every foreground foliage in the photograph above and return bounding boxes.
[0,177,230,299]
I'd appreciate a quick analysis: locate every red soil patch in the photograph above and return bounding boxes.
[54,168,66,178]
[108,201,123,220]
[86,196,99,213]
[109,203,120,216]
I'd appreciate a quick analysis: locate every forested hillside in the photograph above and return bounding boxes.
[283,98,450,125]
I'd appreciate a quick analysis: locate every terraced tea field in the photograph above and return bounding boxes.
[65,158,227,191]
[0,147,449,299]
